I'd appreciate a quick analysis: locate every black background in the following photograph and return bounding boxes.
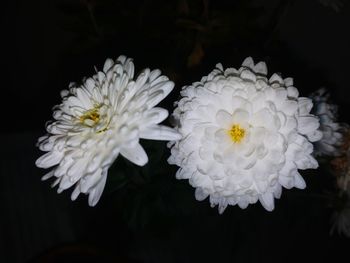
[1,0,350,262]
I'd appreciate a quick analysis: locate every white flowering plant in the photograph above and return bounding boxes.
[36,56,181,206]
[168,57,322,213]
[34,54,350,237]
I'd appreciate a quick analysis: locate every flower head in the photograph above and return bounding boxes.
[310,88,347,157]
[36,56,181,206]
[168,57,322,213]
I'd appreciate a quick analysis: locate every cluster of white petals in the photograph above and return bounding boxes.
[310,88,346,156]
[36,56,180,206]
[168,57,322,212]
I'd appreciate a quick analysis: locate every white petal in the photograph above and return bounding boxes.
[287,86,298,98]
[298,116,320,135]
[284,78,293,87]
[254,61,267,75]
[216,63,224,71]
[103,58,114,72]
[142,107,169,125]
[242,57,254,69]
[195,188,209,201]
[293,172,306,189]
[269,73,284,84]
[215,110,232,128]
[71,184,81,201]
[273,184,282,199]
[298,97,313,115]
[259,192,274,211]
[218,201,228,214]
[232,109,249,124]
[36,151,63,168]
[308,129,323,142]
[281,100,298,115]
[237,199,249,209]
[279,176,294,189]
[88,170,108,207]
[147,81,174,108]
[250,127,266,143]
[116,55,127,65]
[140,125,181,141]
[41,170,55,181]
[149,69,162,82]
[240,69,256,82]
[251,109,274,130]
[214,129,231,144]
[120,143,149,166]
[80,169,103,193]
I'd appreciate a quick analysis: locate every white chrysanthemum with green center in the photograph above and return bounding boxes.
[168,57,322,213]
[36,56,181,206]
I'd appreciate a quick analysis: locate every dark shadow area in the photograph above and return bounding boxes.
[1,0,350,262]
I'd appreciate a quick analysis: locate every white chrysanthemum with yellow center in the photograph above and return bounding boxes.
[36,55,181,206]
[168,57,322,213]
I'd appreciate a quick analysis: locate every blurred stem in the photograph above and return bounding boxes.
[84,0,102,37]
[306,193,335,201]
[290,192,336,203]
[202,0,209,20]
[177,0,190,15]
[264,0,293,48]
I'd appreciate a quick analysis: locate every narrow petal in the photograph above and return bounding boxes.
[142,107,169,125]
[140,125,181,141]
[80,168,103,193]
[293,171,306,189]
[36,151,63,168]
[120,143,149,166]
[146,81,174,108]
[259,192,274,211]
[103,58,114,72]
[88,170,108,207]
[41,170,55,181]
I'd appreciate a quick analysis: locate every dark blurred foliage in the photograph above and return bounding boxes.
[2,0,350,262]
[318,0,345,12]
[54,0,290,82]
[4,0,349,133]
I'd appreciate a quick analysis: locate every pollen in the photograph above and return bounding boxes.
[228,124,245,143]
[80,107,100,127]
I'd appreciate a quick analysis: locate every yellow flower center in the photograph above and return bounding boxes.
[228,124,245,143]
[80,107,100,127]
